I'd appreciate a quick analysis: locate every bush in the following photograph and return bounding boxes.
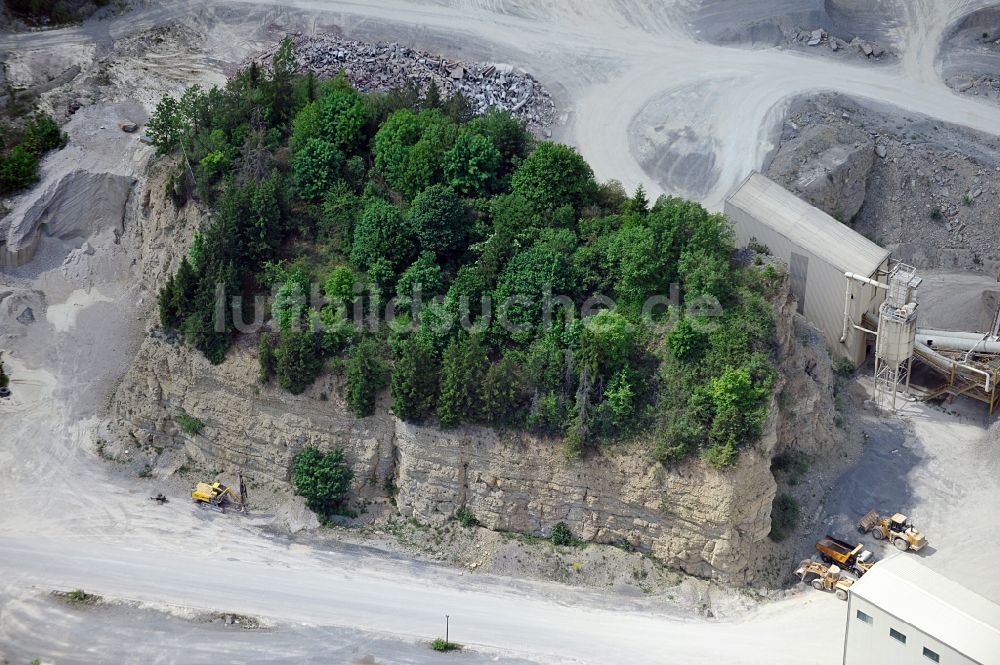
[61,589,101,605]
[0,145,40,194]
[258,334,276,383]
[292,446,353,517]
[551,521,575,546]
[175,410,204,435]
[351,198,414,271]
[292,138,343,200]
[431,639,462,652]
[834,357,856,377]
[0,353,9,390]
[274,330,323,395]
[442,129,500,196]
[456,507,479,528]
[667,317,706,361]
[768,493,800,542]
[23,113,68,154]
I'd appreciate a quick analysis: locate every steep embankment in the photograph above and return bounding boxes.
[109,164,836,585]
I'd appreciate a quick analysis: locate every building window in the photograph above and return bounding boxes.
[890,628,907,644]
[922,647,940,662]
[856,610,873,625]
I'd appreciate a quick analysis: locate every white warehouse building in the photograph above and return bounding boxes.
[725,172,890,366]
[843,555,1000,665]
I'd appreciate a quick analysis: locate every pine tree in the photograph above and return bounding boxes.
[346,338,387,417]
[481,356,521,424]
[437,338,464,428]
[423,79,442,109]
[159,272,179,329]
[390,335,439,421]
[436,332,489,427]
[170,257,198,324]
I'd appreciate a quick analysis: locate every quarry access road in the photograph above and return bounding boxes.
[0,537,844,665]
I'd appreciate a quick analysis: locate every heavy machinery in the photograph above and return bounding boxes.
[815,535,875,576]
[191,478,246,513]
[858,510,927,552]
[795,560,854,600]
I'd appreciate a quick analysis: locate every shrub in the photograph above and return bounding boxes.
[667,317,706,361]
[442,129,500,196]
[292,446,353,517]
[258,334,276,383]
[834,357,856,377]
[274,330,323,395]
[0,145,40,194]
[351,198,413,271]
[456,507,479,528]
[175,410,205,435]
[293,138,343,200]
[62,589,101,605]
[0,352,9,390]
[929,206,943,220]
[431,639,462,652]
[23,113,67,154]
[551,521,575,546]
[768,493,800,542]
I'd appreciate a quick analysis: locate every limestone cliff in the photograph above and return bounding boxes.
[109,165,837,584]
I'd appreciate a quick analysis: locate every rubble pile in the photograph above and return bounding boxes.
[246,35,556,131]
[794,28,888,59]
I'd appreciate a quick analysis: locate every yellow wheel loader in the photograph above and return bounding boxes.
[858,510,927,552]
[795,560,854,600]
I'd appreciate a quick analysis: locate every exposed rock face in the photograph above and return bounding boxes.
[110,286,835,584]
[113,330,807,582]
[108,154,837,585]
[766,123,874,222]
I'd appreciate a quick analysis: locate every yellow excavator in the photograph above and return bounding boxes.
[191,474,247,514]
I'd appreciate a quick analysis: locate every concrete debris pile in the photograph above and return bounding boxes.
[245,35,556,130]
[795,29,887,59]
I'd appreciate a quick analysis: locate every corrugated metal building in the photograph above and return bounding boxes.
[843,555,1000,665]
[725,172,891,365]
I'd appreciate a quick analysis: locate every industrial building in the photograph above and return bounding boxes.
[843,555,1000,665]
[725,172,890,367]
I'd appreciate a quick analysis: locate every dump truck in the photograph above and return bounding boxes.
[815,535,874,576]
[858,510,927,552]
[795,560,854,600]
[191,481,244,513]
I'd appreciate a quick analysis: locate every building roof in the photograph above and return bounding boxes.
[726,172,890,276]
[849,555,1000,664]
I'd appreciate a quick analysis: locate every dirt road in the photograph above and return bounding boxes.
[2,1,1000,662]
[0,537,844,664]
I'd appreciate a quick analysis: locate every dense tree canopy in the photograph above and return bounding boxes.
[151,38,777,469]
